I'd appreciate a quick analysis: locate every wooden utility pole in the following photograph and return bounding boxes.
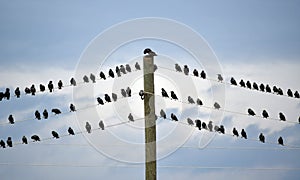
[144,53,156,180]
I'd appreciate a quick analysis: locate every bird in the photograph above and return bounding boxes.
[278,136,284,146]
[175,64,182,72]
[128,113,134,122]
[200,70,206,79]
[0,140,6,148]
[246,81,251,89]
[99,71,106,80]
[43,109,48,119]
[208,121,213,131]
[35,110,41,120]
[70,77,77,86]
[48,81,54,92]
[15,87,21,98]
[99,121,105,130]
[58,80,63,89]
[294,91,300,98]
[24,87,31,94]
[248,108,256,116]
[214,125,220,132]
[52,131,59,139]
[90,73,96,83]
[135,62,141,70]
[112,93,118,101]
[108,69,115,78]
[266,84,271,93]
[218,125,225,134]
[217,74,223,82]
[70,104,76,112]
[188,96,195,104]
[230,77,237,85]
[125,64,131,73]
[187,118,194,125]
[4,88,10,100]
[259,133,265,143]
[195,120,201,130]
[143,48,157,56]
[121,89,127,97]
[30,84,36,95]
[202,122,207,130]
[193,69,199,77]
[287,89,293,97]
[279,112,286,121]
[31,135,40,142]
[262,110,269,118]
[139,90,144,100]
[40,84,46,92]
[183,65,189,75]
[126,87,132,97]
[241,129,247,139]
[161,88,169,98]
[7,137,13,147]
[253,82,259,90]
[214,102,221,110]
[83,75,89,83]
[51,108,62,115]
[196,98,203,106]
[22,136,28,144]
[160,109,166,119]
[232,128,239,137]
[170,91,178,100]
[170,113,178,121]
[259,83,265,92]
[273,86,278,94]
[239,79,246,87]
[0,92,3,101]
[104,94,111,103]
[85,122,92,133]
[68,127,75,135]
[97,97,104,105]
[116,66,121,77]
[277,88,283,95]
[120,65,126,74]
[8,114,14,124]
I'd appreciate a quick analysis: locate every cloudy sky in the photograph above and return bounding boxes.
[0,0,300,180]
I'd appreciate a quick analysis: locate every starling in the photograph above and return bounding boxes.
[294,91,300,98]
[0,140,6,148]
[277,88,283,95]
[214,102,221,109]
[188,96,195,104]
[139,90,144,100]
[183,65,189,75]
[171,113,178,121]
[278,136,284,146]
[175,64,182,72]
[259,133,265,143]
[287,89,293,97]
[262,110,269,118]
[105,94,111,103]
[68,127,75,135]
[70,104,76,112]
[218,125,225,134]
[135,62,141,70]
[48,81,54,92]
[112,93,118,101]
[266,84,271,93]
[193,69,199,77]
[196,98,203,106]
[239,79,246,87]
[208,121,213,131]
[31,135,40,142]
[202,122,207,130]
[83,75,89,83]
[97,97,104,105]
[52,131,59,139]
[187,118,194,125]
[161,88,169,98]
[4,88,10,100]
[120,65,126,74]
[125,64,131,73]
[121,89,127,97]
[160,109,166,119]
[25,87,31,94]
[246,81,251,89]
[248,108,256,116]
[230,77,237,85]
[170,91,178,100]
[241,129,247,139]
[58,80,63,89]
[22,136,28,144]
[40,84,46,92]
[279,112,286,121]
[99,120,105,130]
[232,128,239,137]
[90,73,96,83]
[273,86,278,94]
[6,137,13,147]
[43,109,48,119]
[195,120,201,130]
[128,113,134,122]
[253,82,259,90]
[108,69,115,78]
[99,71,106,80]
[116,66,121,77]
[15,87,21,98]
[126,87,131,97]
[51,108,62,115]
[259,83,265,92]
[70,77,77,86]
[217,74,223,82]
[85,122,92,133]
[200,70,206,79]
[35,110,41,120]
[8,114,14,124]
[143,48,157,56]
[30,84,36,95]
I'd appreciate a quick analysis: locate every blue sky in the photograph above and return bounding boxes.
[0,1,300,180]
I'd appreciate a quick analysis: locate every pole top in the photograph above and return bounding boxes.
[144,48,157,57]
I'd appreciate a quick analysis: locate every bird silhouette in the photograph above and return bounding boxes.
[128,113,134,122]
[68,127,75,135]
[126,87,132,97]
[200,70,206,79]
[241,129,247,139]
[121,89,127,97]
[48,81,54,92]
[278,136,284,146]
[248,108,256,116]
[214,102,221,109]
[85,122,92,133]
[116,66,121,77]
[265,84,271,93]
[273,86,278,94]
[120,65,126,74]
[277,88,283,95]
[195,120,201,130]
[188,96,195,104]
[52,108,62,115]
[253,82,259,90]
[35,110,41,120]
[215,125,220,132]
[125,64,132,73]
[43,109,48,119]
[58,80,63,89]
[143,48,157,56]
[217,74,223,82]
[83,75,89,83]
[279,112,286,121]
[135,62,141,70]
[208,121,213,131]
[259,133,265,143]
[239,79,246,87]
[0,140,6,148]
[30,85,36,95]
[31,135,40,142]
[14,87,20,98]
[4,88,10,100]
[193,69,199,77]
[8,114,14,124]
[104,94,111,103]
[187,118,194,125]
[259,83,265,92]
[22,136,28,144]
[246,81,251,89]
[232,128,239,137]
[262,110,269,118]
[70,104,76,112]
[218,125,225,134]
[90,73,96,83]
[160,109,166,119]
[202,122,208,130]
[100,71,106,80]
[108,69,115,78]
[112,93,118,101]
[161,88,169,98]
[139,90,144,100]
[7,137,12,147]
[99,120,105,130]
[294,91,300,98]
[170,91,178,100]
[175,64,182,72]
[230,77,237,85]
[40,84,46,92]
[196,98,203,106]
[52,131,59,139]
[70,77,77,86]
[183,65,189,75]
[25,87,31,94]
[97,97,104,105]
[287,89,293,97]
[171,113,178,121]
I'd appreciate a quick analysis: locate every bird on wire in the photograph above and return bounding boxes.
[195,120,201,130]
[97,97,104,105]
[8,114,14,124]
[48,81,54,92]
[175,64,182,72]
[35,110,41,120]
[188,96,195,104]
[135,62,141,70]
[241,129,247,139]
[70,77,77,86]
[70,104,76,112]
[200,70,206,79]
[217,74,223,82]
[40,84,46,92]
[58,80,63,89]
[144,48,157,56]
[128,113,134,122]
[259,133,265,143]
[183,65,189,75]
[31,135,40,142]
[232,127,239,137]
[99,121,105,130]
[208,121,213,131]
[108,69,115,78]
[43,109,48,119]
[230,77,237,85]
[248,108,256,116]
[170,91,178,100]
[262,110,269,118]
[239,79,246,87]
[187,118,194,126]
[99,71,106,80]
[68,127,75,135]
[22,136,28,144]
[160,109,166,119]
[112,93,118,101]
[161,88,169,98]
[83,75,89,83]
[193,69,199,77]
[90,73,96,83]
[52,131,60,139]
[85,122,92,133]
[170,113,178,121]
[52,108,62,115]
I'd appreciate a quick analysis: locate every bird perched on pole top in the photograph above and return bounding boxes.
[143,48,157,56]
